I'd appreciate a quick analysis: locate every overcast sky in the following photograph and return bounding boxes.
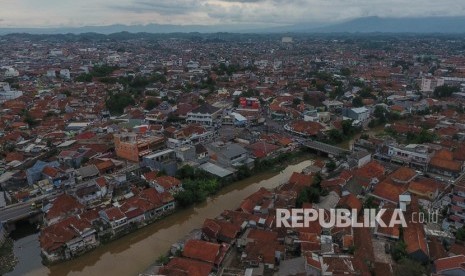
[1,0,465,27]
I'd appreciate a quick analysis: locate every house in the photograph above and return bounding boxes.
[207,141,251,168]
[322,100,343,112]
[152,176,182,194]
[182,239,230,267]
[446,186,465,229]
[158,257,213,276]
[139,187,176,216]
[345,160,385,195]
[305,255,323,276]
[408,177,442,201]
[321,255,358,275]
[39,216,98,263]
[42,166,66,186]
[240,187,273,214]
[429,149,464,178]
[285,120,324,137]
[434,255,465,275]
[238,228,284,269]
[195,144,209,163]
[142,149,178,176]
[74,180,104,205]
[57,148,89,168]
[347,150,371,168]
[374,208,401,239]
[99,207,128,232]
[76,164,100,181]
[168,124,214,148]
[246,141,281,159]
[342,107,370,122]
[386,143,431,171]
[202,218,241,244]
[26,160,60,185]
[403,197,429,263]
[45,194,84,226]
[114,133,165,162]
[174,145,196,162]
[186,103,221,126]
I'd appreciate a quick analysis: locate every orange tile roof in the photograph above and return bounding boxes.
[434,255,465,273]
[154,176,181,190]
[182,240,220,264]
[372,179,408,203]
[389,167,416,183]
[46,194,84,221]
[159,257,213,276]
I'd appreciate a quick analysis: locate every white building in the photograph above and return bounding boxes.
[4,67,19,77]
[387,144,431,170]
[421,77,445,92]
[186,103,221,126]
[0,82,23,103]
[60,69,71,79]
[343,107,370,122]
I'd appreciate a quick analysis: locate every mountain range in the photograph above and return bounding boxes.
[1,16,465,35]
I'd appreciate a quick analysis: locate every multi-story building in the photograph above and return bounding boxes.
[186,103,221,127]
[342,107,370,122]
[421,77,445,93]
[114,133,165,162]
[387,144,431,171]
[142,149,178,176]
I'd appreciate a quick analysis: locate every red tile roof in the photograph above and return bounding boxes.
[338,194,362,212]
[143,171,159,181]
[103,207,126,221]
[202,218,240,242]
[372,179,408,203]
[403,198,428,256]
[159,257,213,276]
[289,120,324,136]
[435,255,465,273]
[182,240,220,264]
[154,176,181,190]
[289,172,313,187]
[430,149,463,172]
[75,131,96,140]
[240,187,272,213]
[42,166,59,178]
[353,160,385,181]
[39,216,92,253]
[46,194,84,221]
[389,167,416,183]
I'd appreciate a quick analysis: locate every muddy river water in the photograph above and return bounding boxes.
[7,159,313,276]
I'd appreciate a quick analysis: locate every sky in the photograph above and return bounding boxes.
[1,0,465,28]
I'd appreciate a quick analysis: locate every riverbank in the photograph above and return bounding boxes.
[39,149,311,265]
[0,237,18,275]
[9,158,313,276]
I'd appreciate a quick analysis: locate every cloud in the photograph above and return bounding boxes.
[1,0,465,27]
[109,0,202,15]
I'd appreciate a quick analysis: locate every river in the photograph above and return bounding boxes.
[6,159,313,276]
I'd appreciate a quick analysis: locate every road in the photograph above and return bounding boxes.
[0,202,36,223]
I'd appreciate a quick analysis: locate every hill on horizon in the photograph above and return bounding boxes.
[1,16,465,35]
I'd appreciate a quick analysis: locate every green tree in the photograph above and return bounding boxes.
[292,98,302,106]
[340,67,351,76]
[391,241,407,261]
[326,160,336,172]
[394,258,426,276]
[145,99,158,110]
[352,96,363,107]
[75,73,92,82]
[106,92,135,115]
[455,227,465,241]
[433,85,460,98]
